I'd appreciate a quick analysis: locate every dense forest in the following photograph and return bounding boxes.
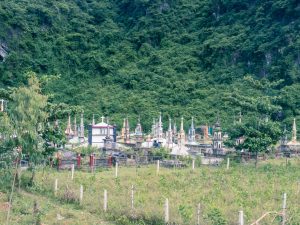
[0,0,300,132]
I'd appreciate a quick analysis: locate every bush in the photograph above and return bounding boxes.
[150,148,170,160]
[61,186,77,204]
[0,168,13,192]
[75,146,98,156]
[207,208,227,225]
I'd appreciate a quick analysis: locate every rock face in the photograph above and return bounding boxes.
[0,43,8,61]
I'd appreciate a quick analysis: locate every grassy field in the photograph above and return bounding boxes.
[1,158,300,225]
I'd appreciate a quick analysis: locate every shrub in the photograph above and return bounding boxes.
[150,148,170,160]
[75,146,98,157]
[207,208,227,225]
[61,186,77,203]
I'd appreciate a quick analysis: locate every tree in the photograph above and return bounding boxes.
[0,112,14,168]
[8,72,48,164]
[42,102,82,156]
[227,118,281,165]
[226,76,283,166]
[1,72,49,224]
[42,121,66,157]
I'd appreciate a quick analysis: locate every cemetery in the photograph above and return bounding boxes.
[1,1,300,224]
[1,95,300,224]
[1,83,300,225]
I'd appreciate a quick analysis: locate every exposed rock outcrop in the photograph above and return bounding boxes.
[0,43,8,62]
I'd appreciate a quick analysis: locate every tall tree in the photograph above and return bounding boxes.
[9,72,48,163]
[226,76,283,166]
[1,72,49,225]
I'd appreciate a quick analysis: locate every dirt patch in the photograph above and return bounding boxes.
[0,202,10,212]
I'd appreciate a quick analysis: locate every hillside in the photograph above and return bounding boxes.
[1,159,300,224]
[0,0,300,131]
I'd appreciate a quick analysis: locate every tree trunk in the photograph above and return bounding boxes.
[29,169,35,187]
[255,151,258,168]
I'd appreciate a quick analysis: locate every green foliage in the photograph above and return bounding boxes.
[195,155,202,167]
[0,112,15,167]
[0,168,13,191]
[42,122,65,157]
[0,73,49,169]
[46,102,83,121]
[227,119,281,153]
[74,146,98,156]
[8,73,48,162]
[0,72,81,167]
[0,0,299,131]
[150,147,170,159]
[226,76,283,157]
[178,204,193,223]
[207,208,227,225]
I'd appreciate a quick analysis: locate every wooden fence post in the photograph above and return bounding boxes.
[192,159,195,170]
[115,162,118,178]
[197,203,201,225]
[104,189,107,212]
[71,164,74,180]
[79,185,83,205]
[226,158,230,170]
[282,193,287,225]
[165,198,169,224]
[239,210,244,225]
[131,185,134,210]
[157,160,160,175]
[77,153,81,168]
[54,179,58,196]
